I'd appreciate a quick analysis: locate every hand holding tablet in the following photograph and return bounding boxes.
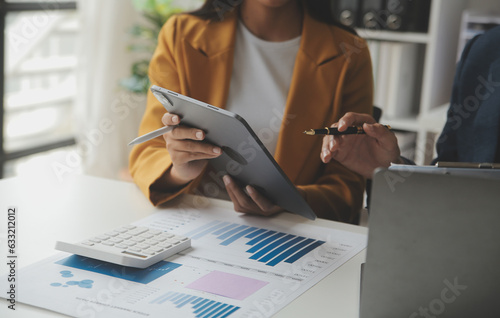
[129,86,316,220]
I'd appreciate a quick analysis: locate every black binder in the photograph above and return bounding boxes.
[360,0,386,30]
[331,0,361,28]
[385,0,432,32]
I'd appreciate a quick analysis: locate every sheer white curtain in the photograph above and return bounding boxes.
[76,0,147,180]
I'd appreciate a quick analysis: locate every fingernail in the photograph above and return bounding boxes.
[213,147,221,154]
[322,149,329,158]
[246,185,255,195]
[196,131,203,140]
[172,115,179,123]
[223,175,231,185]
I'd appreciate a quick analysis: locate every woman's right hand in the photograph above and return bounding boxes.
[162,113,222,187]
[321,112,403,179]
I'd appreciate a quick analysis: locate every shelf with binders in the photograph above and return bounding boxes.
[336,0,500,164]
[456,10,500,60]
[359,0,469,164]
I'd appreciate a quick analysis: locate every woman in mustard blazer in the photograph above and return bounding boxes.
[129,0,373,223]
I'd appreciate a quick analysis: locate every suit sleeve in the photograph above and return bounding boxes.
[128,15,202,206]
[432,35,480,164]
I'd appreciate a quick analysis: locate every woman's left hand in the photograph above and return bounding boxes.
[223,175,284,217]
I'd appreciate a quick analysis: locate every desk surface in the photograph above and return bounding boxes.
[0,175,366,318]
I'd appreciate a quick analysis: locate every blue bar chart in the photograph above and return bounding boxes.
[55,255,182,284]
[150,291,240,318]
[184,221,325,267]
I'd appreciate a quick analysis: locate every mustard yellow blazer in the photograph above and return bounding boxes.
[129,9,373,223]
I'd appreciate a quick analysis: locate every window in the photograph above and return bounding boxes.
[0,0,78,178]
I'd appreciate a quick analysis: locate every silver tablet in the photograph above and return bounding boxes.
[151,85,316,220]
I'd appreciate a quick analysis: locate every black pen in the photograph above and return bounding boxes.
[303,125,391,136]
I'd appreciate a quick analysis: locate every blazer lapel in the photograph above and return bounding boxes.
[181,12,238,108]
[179,10,356,182]
[274,13,348,182]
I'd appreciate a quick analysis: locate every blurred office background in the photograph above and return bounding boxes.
[0,0,200,183]
[0,0,498,183]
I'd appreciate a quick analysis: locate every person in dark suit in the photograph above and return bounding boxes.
[434,26,500,163]
[321,25,500,179]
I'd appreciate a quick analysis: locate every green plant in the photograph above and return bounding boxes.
[121,0,183,94]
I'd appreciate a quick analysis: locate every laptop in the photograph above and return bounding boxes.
[360,168,500,318]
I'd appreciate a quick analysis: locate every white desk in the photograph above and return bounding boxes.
[0,175,367,317]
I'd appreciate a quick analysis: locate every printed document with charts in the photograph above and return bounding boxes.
[1,205,366,317]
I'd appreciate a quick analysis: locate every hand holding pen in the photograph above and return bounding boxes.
[129,113,222,189]
[304,125,391,136]
[319,112,402,179]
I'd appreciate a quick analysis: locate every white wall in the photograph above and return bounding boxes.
[466,0,500,11]
[172,0,203,10]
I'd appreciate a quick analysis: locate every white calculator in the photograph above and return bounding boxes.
[55,225,191,268]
